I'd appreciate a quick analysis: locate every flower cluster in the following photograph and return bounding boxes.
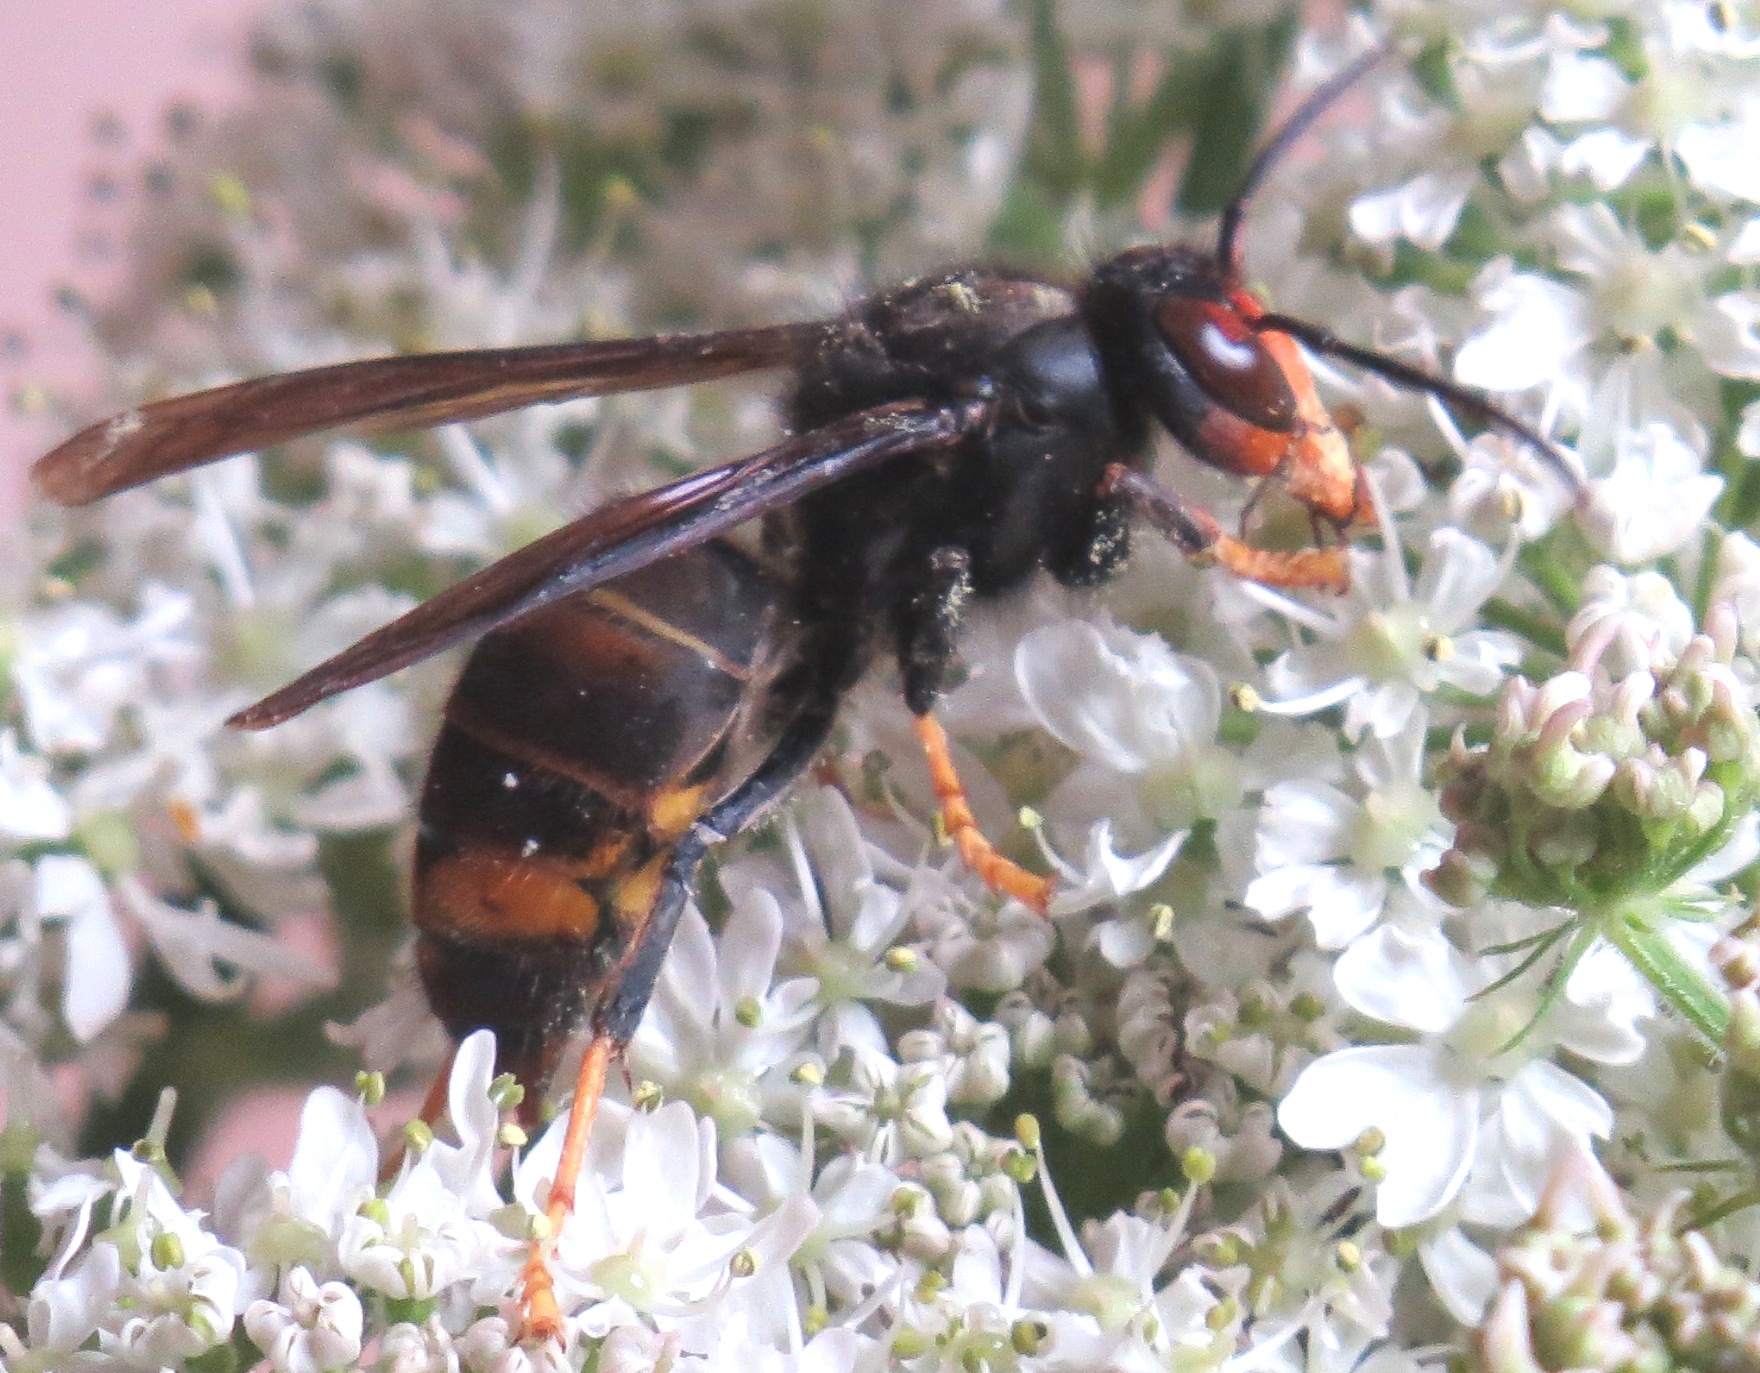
[1433,568,1760,913]
[1476,1145,1760,1373]
[6,0,1760,1369]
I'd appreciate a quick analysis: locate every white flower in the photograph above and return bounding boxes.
[337,1163,504,1301]
[814,1046,954,1164]
[675,1324,872,1373]
[1019,1196,1234,1373]
[1454,206,1760,457]
[107,1244,245,1369]
[754,787,943,1057]
[1277,921,1642,1232]
[1017,617,1232,845]
[243,1266,365,1373]
[242,1081,381,1256]
[910,871,1057,993]
[337,1042,509,1302]
[28,1151,114,1282]
[422,1029,513,1218]
[1581,422,1723,563]
[14,589,199,756]
[721,1131,903,1314]
[26,1237,123,1360]
[172,785,327,921]
[379,1316,459,1373]
[1451,262,1593,407]
[1565,565,1695,677]
[0,731,70,843]
[98,1149,250,1367]
[1348,56,1546,251]
[1712,532,1760,656]
[897,1001,1011,1107]
[1539,22,1760,202]
[1042,820,1186,966]
[117,876,333,1004]
[629,899,818,1140]
[326,943,454,1078]
[518,1099,815,1342]
[894,1225,1036,1369]
[1741,397,1760,456]
[1444,428,1576,545]
[1259,1326,1441,1373]
[1411,1220,1502,1328]
[1225,1175,1400,1348]
[1254,530,1520,741]
[1245,716,1447,949]
[1162,1080,1284,1185]
[36,854,130,1042]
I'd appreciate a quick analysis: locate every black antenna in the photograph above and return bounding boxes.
[1213,43,1586,503]
[1253,311,1587,501]
[1216,44,1389,280]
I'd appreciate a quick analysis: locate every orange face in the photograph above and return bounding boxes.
[1156,287,1367,529]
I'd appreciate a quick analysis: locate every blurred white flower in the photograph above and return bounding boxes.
[36,855,130,1042]
[1245,716,1447,948]
[244,1266,366,1373]
[1581,422,1724,563]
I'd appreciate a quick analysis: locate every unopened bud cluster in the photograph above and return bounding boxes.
[1476,1150,1760,1372]
[1430,593,1760,911]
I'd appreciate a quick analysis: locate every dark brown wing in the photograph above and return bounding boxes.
[229,396,993,730]
[32,322,816,506]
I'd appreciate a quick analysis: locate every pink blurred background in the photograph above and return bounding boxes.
[0,0,262,515]
[0,0,348,1182]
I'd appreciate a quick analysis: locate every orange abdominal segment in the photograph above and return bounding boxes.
[609,853,669,924]
[419,853,607,942]
[647,781,715,839]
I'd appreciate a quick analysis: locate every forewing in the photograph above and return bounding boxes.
[229,397,992,730]
[32,322,815,506]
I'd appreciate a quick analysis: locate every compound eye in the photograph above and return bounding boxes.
[1156,296,1298,432]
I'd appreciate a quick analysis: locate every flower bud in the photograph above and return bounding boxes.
[1432,591,1760,913]
[1473,1149,1760,1372]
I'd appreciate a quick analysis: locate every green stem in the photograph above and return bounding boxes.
[1685,1184,1760,1232]
[1480,597,1566,658]
[1603,905,1730,1046]
[1518,541,1585,619]
[1693,526,1722,627]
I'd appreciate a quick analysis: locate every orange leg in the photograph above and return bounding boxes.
[520,1033,613,1342]
[1208,535,1349,592]
[1100,463,1351,593]
[913,714,1053,913]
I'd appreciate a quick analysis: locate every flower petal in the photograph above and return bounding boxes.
[1279,1044,1477,1226]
